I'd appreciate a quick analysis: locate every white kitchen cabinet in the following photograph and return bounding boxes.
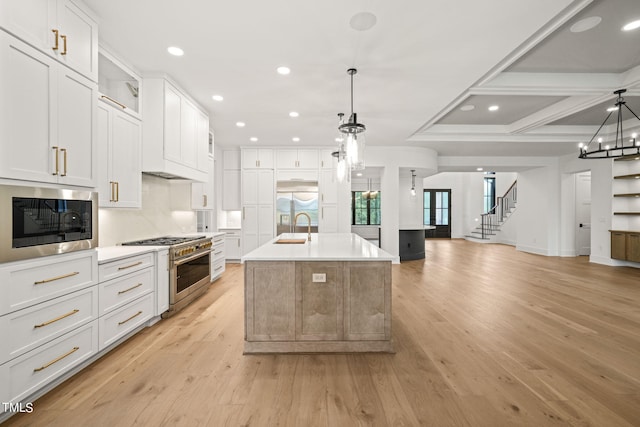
[97,252,155,350]
[155,249,169,316]
[242,148,274,169]
[221,229,242,261]
[222,169,241,210]
[242,205,275,255]
[97,100,142,208]
[0,0,98,82]
[0,31,97,187]
[223,149,241,170]
[191,156,214,210]
[319,169,339,233]
[142,77,208,181]
[242,169,274,205]
[319,204,339,233]
[98,48,141,118]
[319,149,337,169]
[276,149,318,169]
[211,234,226,279]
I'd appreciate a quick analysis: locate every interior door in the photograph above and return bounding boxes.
[575,172,591,256]
[424,189,451,238]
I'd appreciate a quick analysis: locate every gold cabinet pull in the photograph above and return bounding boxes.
[60,34,67,55]
[52,146,59,175]
[203,195,207,207]
[60,148,67,176]
[100,95,126,109]
[34,347,79,372]
[52,29,59,50]
[34,271,79,285]
[109,181,116,202]
[118,283,143,295]
[214,251,223,256]
[214,266,223,272]
[118,311,142,326]
[115,181,119,202]
[118,261,143,271]
[34,309,79,328]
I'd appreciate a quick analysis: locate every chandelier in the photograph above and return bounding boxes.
[410,170,416,197]
[579,89,640,159]
[333,68,366,174]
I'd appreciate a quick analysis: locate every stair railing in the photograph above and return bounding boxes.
[480,180,517,239]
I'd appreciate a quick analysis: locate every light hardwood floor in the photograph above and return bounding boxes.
[4,240,640,426]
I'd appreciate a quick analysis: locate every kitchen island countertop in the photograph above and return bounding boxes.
[242,232,394,262]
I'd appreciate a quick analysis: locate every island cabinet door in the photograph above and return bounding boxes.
[295,262,344,341]
[344,262,391,341]
[245,262,295,341]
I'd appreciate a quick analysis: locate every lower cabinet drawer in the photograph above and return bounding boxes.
[0,287,98,364]
[0,320,99,405]
[99,293,153,350]
[211,259,225,279]
[212,246,226,262]
[99,268,154,315]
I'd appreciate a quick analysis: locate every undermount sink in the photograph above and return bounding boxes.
[274,238,307,244]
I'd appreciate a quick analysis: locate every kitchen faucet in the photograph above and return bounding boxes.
[294,212,312,241]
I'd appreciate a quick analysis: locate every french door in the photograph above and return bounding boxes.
[423,189,451,238]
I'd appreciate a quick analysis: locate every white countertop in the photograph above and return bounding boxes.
[96,246,165,264]
[242,233,394,262]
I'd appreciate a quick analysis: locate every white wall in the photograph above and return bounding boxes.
[99,174,197,246]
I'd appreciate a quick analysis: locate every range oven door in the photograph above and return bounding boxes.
[171,251,211,304]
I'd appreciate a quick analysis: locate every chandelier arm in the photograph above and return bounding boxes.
[586,111,613,147]
[623,103,640,122]
[617,106,623,148]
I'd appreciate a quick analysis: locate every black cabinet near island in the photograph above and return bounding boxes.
[399,226,435,261]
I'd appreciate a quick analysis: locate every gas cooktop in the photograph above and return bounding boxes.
[122,236,206,246]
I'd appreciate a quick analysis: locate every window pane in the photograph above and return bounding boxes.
[424,192,430,209]
[441,209,449,225]
[435,193,442,209]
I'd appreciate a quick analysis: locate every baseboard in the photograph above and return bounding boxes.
[516,244,549,256]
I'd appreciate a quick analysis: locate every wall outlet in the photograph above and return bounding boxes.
[312,273,326,283]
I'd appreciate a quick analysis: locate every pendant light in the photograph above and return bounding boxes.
[579,89,640,159]
[363,178,378,200]
[338,68,366,170]
[410,170,417,197]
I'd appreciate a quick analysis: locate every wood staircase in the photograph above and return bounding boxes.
[465,180,517,243]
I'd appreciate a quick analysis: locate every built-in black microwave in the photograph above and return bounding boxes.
[0,184,98,263]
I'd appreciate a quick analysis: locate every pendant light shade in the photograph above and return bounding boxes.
[410,170,417,197]
[579,89,640,159]
[335,68,366,171]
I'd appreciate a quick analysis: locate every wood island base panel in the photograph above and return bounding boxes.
[244,260,393,354]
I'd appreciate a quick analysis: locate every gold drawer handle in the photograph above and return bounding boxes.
[52,146,59,175]
[34,309,80,328]
[214,251,223,256]
[100,95,127,109]
[60,148,67,176]
[214,266,223,272]
[118,261,143,271]
[118,283,143,294]
[118,310,143,326]
[52,29,59,50]
[34,346,79,372]
[60,34,67,55]
[34,271,79,285]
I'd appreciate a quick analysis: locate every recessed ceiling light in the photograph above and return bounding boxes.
[167,46,184,56]
[212,95,223,102]
[607,106,618,112]
[460,104,475,111]
[477,167,483,171]
[277,66,291,75]
[250,137,258,142]
[488,105,499,112]
[570,16,602,33]
[236,122,245,127]
[350,12,377,31]
[597,137,603,143]
[289,111,299,118]
[356,173,363,177]
[292,137,300,142]
[622,19,640,32]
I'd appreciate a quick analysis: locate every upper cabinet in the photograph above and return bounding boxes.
[275,149,318,169]
[98,49,141,119]
[142,77,209,182]
[0,31,97,187]
[0,0,98,82]
[242,148,274,169]
[319,149,337,169]
[191,156,214,210]
[97,101,141,208]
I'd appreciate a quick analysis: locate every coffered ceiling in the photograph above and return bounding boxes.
[85,0,640,163]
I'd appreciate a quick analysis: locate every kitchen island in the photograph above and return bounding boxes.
[242,233,395,353]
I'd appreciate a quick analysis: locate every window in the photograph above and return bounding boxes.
[484,176,496,213]
[352,192,381,225]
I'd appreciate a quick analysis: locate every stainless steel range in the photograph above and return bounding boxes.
[122,236,213,317]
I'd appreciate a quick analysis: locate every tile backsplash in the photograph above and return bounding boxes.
[98,174,197,246]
